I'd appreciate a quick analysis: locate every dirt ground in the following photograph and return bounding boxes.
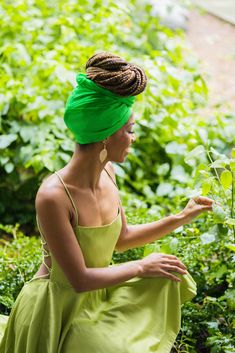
[185,9,235,114]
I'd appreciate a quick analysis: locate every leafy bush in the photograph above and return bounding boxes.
[194,146,235,240]
[0,223,41,315]
[114,146,235,352]
[1,0,234,229]
[145,146,235,352]
[114,208,235,352]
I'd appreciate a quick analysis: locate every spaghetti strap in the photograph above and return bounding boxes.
[33,171,79,279]
[54,171,79,228]
[35,213,52,278]
[104,167,118,190]
[104,167,122,211]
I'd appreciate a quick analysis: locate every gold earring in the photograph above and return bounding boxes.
[99,139,108,163]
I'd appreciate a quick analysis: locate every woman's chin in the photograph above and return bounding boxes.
[115,157,126,163]
[121,151,129,162]
[110,150,129,163]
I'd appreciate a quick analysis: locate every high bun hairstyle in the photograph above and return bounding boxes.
[85,51,147,97]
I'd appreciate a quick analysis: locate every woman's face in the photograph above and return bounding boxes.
[107,113,136,163]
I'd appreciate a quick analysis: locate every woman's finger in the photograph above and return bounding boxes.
[162,254,178,260]
[163,265,188,275]
[199,205,213,211]
[194,196,214,205]
[160,270,182,282]
[164,259,187,270]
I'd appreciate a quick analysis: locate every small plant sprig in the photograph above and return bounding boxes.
[193,146,235,244]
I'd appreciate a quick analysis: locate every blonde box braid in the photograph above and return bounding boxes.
[85,52,147,97]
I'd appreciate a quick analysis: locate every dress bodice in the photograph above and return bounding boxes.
[75,210,122,268]
[34,169,122,288]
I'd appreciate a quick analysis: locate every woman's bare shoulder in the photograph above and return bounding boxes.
[35,174,73,238]
[35,172,67,210]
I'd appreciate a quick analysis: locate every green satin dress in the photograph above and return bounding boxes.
[0,170,197,353]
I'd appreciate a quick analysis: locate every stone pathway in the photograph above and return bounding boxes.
[191,0,235,25]
[186,8,235,114]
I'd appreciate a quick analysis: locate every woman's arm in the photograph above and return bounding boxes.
[105,162,213,253]
[115,208,187,252]
[115,199,212,252]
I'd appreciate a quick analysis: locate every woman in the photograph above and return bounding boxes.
[0,52,213,353]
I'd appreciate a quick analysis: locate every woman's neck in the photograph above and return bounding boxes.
[61,144,108,192]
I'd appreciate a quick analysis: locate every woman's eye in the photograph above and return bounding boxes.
[128,131,134,134]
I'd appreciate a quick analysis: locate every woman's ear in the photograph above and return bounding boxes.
[105,136,111,145]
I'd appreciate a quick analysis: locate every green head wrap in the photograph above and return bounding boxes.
[64,73,135,144]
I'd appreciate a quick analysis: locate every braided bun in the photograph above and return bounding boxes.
[85,51,147,96]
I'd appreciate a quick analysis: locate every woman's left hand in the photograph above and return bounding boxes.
[180,196,214,223]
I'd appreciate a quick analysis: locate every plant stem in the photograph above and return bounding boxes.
[232,173,234,219]
[207,150,229,204]
[231,172,235,242]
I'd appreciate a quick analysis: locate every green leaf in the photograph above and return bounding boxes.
[230,159,235,172]
[156,163,170,176]
[4,163,14,173]
[165,142,186,155]
[202,180,212,196]
[212,203,227,223]
[0,156,9,165]
[200,232,216,244]
[156,182,173,196]
[171,165,189,183]
[220,170,232,189]
[224,289,235,310]
[210,264,227,280]
[232,148,235,158]
[210,160,226,169]
[225,243,235,252]
[224,218,235,226]
[209,147,222,157]
[58,152,70,164]
[19,126,37,143]
[207,321,218,329]
[0,134,17,149]
[188,145,206,157]
[185,145,206,166]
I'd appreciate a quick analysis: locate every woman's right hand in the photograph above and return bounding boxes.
[138,253,188,282]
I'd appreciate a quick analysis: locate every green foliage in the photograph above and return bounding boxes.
[0,223,41,315]
[140,146,235,352]
[114,201,235,352]
[1,1,235,352]
[114,147,235,352]
[192,146,235,243]
[1,0,234,228]
[0,0,136,225]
